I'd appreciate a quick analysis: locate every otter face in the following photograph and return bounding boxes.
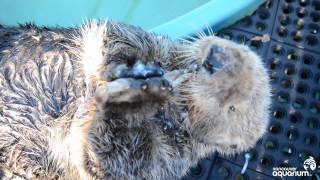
[74,22,178,108]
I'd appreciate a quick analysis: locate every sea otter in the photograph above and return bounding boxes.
[0,21,271,179]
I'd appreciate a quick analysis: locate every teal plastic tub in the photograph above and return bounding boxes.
[0,0,265,39]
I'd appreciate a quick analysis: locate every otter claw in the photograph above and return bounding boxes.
[141,83,148,90]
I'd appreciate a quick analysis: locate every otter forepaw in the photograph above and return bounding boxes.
[95,57,174,104]
[95,77,173,104]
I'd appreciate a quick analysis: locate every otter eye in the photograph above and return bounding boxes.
[126,56,136,67]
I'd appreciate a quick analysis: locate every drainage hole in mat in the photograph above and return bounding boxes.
[280,15,291,26]
[308,23,319,34]
[260,156,273,167]
[311,12,320,22]
[299,0,309,6]
[246,150,257,161]
[278,26,288,37]
[300,68,311,79]
[296,7,308,18]
[190,163,202,177]
[292,98,305,109]
[307,118,319,129]
[234,173,249,180]
[291,30,303,41]
[283,3,293,14]
[289,111,302,123]
[256,22,266,31]
[269,58,281,70]
[273,108,286,119]
[249,40,262,49]
[238,17,252,27]
[294,18,304,30]
[306,35,318,46]
[313,0,320,11]
[264,0,274,8]
[273,45,285,55]
[279,161,291,168]
[264,139,278,150]
[285,0,294,3]
[258,9,270,19]
[303,134,317,145]
[302,54,314,65]
[270,72,278,82]
[284,64,296,75]
[281,78,293,88]
[286,128,299,140]
[287,50,299,60]
[296,82,309,94]
[269,123,282,134]
[313,89,320,100]
[309,102,320,114]
[282,145,295,156]
[299,151,313,162]
[317,74,320,84]
[217,166,230,178]
[277,92,290,103]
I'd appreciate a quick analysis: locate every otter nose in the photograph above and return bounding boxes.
[119,61,165,79]
[132,61,164,79]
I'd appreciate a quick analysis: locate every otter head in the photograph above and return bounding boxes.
[72,21,180,115]
[179,35,271,155]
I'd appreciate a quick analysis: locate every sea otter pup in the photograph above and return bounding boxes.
[0,21,271,179]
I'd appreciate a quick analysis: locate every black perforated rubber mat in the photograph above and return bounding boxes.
[182,0,320,179]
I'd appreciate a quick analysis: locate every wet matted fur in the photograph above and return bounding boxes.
[0,21,271,179]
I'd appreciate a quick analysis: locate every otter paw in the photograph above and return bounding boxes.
[96,77,172,104]
[96,58,173,104]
